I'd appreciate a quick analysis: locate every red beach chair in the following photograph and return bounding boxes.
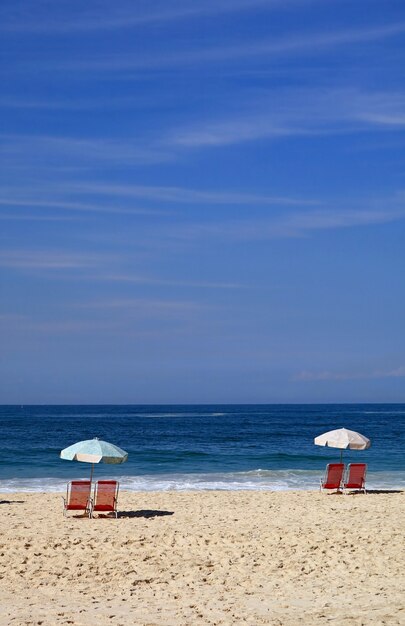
[320,463,344,493]
[62,480,92,517]
[91,480,119,518]
[343,463,367,494]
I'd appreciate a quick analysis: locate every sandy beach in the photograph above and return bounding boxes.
[0,490,403,625]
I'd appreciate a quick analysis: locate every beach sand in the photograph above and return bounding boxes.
[0,490,403,625]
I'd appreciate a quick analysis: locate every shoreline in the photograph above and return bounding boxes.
[1,467,405,494]
[1,490,404,625]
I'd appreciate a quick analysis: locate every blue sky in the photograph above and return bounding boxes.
[0,0,404,404]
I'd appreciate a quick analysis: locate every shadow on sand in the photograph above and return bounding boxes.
[0,500,25,504]
[364,489,403,495]
[328,489,403,496]
[340,489,403,495]
[118,509,174,519]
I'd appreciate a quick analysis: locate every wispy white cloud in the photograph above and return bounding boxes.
[0,250,103,270]
[45,21,405,72]
[185,21,405,69]
[360,113,405,125]
[0,247,244,289]
[18,320,119,334]
[0,0,285,33]
[2,191,403,247]
[75,297,212,319]
[165,206,405,242]
[0,134,171,167]
[353,100,405,126]
[0,212,77,221]
[295,366,405,381]
[0,313,28,323]
[276,207,405,235]
[0,197,167,217]
[94,273,245,290]
[0,313,127,335]
[172,117,312,148]
[2,89,404,175]
[0,94,176,111]
[0,312,210,337]
[74,182,316,206]
[170,88,405,149]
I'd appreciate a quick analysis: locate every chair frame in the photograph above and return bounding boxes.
[62,480,92,517]
[320,463,345,493]
[90,480,119,518]
[343,463,367,494]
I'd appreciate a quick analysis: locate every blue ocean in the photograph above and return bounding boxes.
[0,404,404,492]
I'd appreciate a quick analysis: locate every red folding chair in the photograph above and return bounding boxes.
[343,463,367,494]
[62,480,92,517]
[320,463,344,493]
[91,480,119,518]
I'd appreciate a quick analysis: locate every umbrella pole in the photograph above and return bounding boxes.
[337,450,344,494]
[90,463,94,484]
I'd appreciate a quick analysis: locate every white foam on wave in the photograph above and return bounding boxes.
[132,412,227,418]
[1,469,404,493]
[0,477,68,493]
[361,410,405,414]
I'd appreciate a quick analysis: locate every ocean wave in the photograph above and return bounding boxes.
[131,412,227,418]
[1,469,404,493]
[361,411,405,415]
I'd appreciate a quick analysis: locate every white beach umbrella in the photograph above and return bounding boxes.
[60,438,128,482]
[314,427,370,462]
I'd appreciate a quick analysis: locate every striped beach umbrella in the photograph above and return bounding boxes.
[60,438,128,482]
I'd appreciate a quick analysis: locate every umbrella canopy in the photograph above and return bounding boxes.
[60,438,128,481]
[314,428,371,450]
[314,427,370,463]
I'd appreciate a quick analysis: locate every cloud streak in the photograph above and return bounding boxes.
[44,21,405,72]
[0,134,171,167]
[165,207,405,242]
[0,197,167,217]
[0,0,286,33]
[295,366,405,381]
[0,250,104,270]
[0,94,177,111]
[74,182,317,206]
[170,89,405,149]
[78,297,206,310]
[2,88,404,174]
[93,273,245,290]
